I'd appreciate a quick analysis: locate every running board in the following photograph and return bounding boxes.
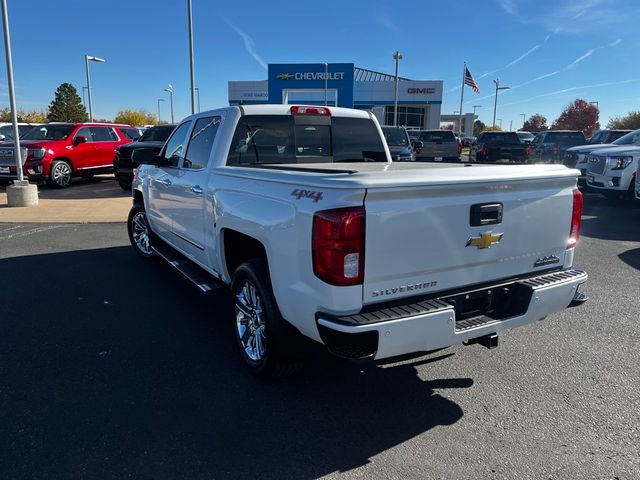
[152,243,223,293]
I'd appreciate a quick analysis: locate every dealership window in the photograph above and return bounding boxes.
[385,106,424,128]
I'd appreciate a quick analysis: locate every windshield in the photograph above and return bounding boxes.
[517,132,534,140]
[419,131,455,143]
[139,125,176,142]
[589,131,607,144]
[612,129,640,146]
[482,132,521,144]
[382,127,409,146]
[22,124,75,141]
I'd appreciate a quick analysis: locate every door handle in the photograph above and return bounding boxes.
[160,178,172,187]
[191,185,203,195]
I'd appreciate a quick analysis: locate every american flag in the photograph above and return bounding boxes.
[464,67,480,94]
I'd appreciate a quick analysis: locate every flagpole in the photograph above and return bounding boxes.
[458,61,466,136]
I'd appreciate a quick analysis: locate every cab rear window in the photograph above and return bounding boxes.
[226,115,387,165]
[419,131,455,143]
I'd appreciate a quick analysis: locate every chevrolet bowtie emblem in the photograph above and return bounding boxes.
[276,73,294,80]
[466,231,503,249]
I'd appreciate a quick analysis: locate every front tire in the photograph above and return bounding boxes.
[127,203,157,259]
[49,160,72,188]
[231,259,304,377]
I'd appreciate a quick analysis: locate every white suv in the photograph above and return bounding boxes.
[586,145,639,201]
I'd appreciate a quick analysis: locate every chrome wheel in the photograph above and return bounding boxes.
[131,211,153,256]
[235,281,266,362]
[52,162,71,187]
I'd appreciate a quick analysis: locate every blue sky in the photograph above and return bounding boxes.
[1,0,639,128]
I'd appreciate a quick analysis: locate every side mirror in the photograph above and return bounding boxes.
[0,134,5,142]
[132,149,169,167]
[411,140,424,149]
[73,135,87,146]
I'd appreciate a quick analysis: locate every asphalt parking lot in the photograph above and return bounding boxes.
[1,192,639,480]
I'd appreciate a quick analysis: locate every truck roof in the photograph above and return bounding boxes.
[237,104,371,119]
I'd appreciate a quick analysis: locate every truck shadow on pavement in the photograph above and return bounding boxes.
[580,193,640,242]
[0,246,472,480]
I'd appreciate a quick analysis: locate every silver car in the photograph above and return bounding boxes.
[414,130,460,162]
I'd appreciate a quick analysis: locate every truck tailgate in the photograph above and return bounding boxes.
[363,176,575,304]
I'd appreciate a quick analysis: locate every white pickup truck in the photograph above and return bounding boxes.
[128,104,588,377]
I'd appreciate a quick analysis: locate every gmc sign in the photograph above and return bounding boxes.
[407,87,435,94]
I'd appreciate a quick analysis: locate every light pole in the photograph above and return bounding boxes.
[498,118,503,129]
[85,54,105,122]
[492,78,510,127]
[82,86,88,108]
[2,0,37,206]
[323,62,328,106]
[509,119,513,131]
[194,87,201,112]
[187,0,196,114]
[472,105,482,116]
[157,98,164,123]
[520,113,526,129]
[590,101,599,110]
[393,51,403,126]
[164,84,174,123]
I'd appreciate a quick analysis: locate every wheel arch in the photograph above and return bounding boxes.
[222,228,268,281]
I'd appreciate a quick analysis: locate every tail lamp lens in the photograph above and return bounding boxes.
[568,188,583,248]
[290,105,331,116]
[312,206,365,286]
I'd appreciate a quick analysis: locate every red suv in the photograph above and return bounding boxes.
[0,122,140,188]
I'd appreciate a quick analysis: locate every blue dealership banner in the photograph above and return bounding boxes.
[268,63,355,108]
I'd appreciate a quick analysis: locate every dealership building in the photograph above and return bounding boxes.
[228,63,443,130]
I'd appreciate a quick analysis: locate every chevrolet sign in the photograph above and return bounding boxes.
[276,72,345,81]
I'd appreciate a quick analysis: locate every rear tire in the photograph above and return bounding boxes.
[231,258,305,377]
[118,178,132,191]
[127,203,157,259]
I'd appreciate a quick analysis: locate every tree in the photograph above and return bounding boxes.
[48,83,88,122]
[114,109,157,126]
[607,111,640,130]
[0,108,47,123]
[441,123,455,131]
[522,114,548,132]
[551,99,599,137]
[473,120,486,136]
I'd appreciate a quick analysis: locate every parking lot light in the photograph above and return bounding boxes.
[164,84,174,123]
[492,79,510,127]
[157,98,165,123]
[85,55,106,122]
[393,51,403,126]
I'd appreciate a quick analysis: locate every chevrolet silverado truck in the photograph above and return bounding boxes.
[128,104,588,377]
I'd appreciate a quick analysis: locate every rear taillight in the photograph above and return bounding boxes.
[312,206,365,286]
[568,188,583,248]
[551,144,559,155]
[525,145,532,157]
[457,142,462,154]
[290,105,331,116]
[480,145,488,155]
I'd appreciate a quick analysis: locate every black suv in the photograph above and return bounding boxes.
[530,130,586,163]
[113,124,176,190]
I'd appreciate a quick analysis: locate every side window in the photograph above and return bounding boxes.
[162,121,192,167]
[75,127,93,142]
[183,116,221,170]
[90,127,115,142]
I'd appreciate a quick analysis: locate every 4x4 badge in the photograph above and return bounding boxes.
[466,231,503,249]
